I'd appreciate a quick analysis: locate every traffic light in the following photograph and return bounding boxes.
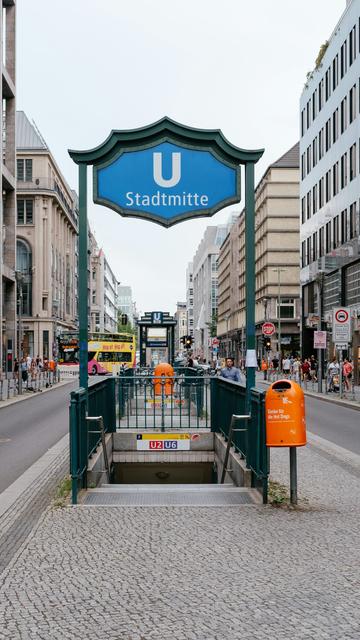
[121,313,128,326]
[265,338,271,351]
[185,335,193,349]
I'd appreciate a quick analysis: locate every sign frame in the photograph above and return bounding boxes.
[262,322,276,336]
[332,307,351,344]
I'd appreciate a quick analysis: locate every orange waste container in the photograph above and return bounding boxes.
[265,380,306,447]
[153,363,175,396]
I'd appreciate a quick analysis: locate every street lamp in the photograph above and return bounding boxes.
[272,268,286,362]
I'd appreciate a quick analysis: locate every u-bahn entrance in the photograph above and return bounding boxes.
[138,311,176,366]
[68,118,268,505]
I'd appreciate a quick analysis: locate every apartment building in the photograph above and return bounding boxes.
[0,1,16,375]
[16,111,78,359]
[89,234,119,333]
[174,301,187,353]
[300,0,360,380]
[192,224,230,361]
[217,144,300,363]
[185,262,194,339]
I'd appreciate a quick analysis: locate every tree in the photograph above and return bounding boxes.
[206,312,218,338]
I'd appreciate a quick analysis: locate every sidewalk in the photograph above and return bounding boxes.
[0,378,74,410]
[0,433,359,639]
[256,371,360,410]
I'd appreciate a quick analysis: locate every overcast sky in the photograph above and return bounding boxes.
[17,0,346,315]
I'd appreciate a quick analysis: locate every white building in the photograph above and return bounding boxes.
[185,262,194,339]
[300,0,360,381]
[192,225,230,361]
[174,301,187,353]
[89,235,119,333]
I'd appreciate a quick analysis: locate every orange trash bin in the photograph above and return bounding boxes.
[153,363,175,396]
[265,380,306,447]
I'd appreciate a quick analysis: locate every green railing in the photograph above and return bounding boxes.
[210,377,269,503]
[118,370,210,429]
[69,377,116,504]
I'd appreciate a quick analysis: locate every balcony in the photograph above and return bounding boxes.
[17,177,78,230]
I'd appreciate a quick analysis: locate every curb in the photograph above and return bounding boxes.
[0,379,75,410]
[257,378,360,411]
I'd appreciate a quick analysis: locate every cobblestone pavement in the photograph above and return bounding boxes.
[0,440,360,639]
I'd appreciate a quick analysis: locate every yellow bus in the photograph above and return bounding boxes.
[57,332,136,376]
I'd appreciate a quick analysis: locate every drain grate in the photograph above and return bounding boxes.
[82,489,256,506]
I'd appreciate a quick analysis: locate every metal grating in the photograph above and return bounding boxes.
[82,489,256,506]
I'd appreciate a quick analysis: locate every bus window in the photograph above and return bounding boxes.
[88,351,96,362]
[97,351,132,363]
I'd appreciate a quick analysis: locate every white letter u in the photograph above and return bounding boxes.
[153,152,181,188]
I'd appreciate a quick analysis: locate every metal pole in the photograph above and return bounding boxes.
[17,274,23,395]
[245,162,256,410]
[317,274,323,393]
[289,447,297,505]
[78,163,88,392]
[277,268,281,366]
[339,348,343,398]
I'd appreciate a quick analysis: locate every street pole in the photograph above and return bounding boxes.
[245,162,256,410]
[17,273,23,395]
[277,268,281,363]
[316,273,324,393]
[78,163,88,392]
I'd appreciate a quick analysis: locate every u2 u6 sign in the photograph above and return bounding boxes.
[136,433,191,451]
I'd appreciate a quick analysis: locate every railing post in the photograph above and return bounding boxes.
[69,392,79,505]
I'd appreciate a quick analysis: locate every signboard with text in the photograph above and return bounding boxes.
[313,330,327,349]
[332,307,351,344]
[136,433,191,451]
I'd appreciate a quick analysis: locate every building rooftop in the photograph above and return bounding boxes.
[16,111,48,150]
[271,142,299,169]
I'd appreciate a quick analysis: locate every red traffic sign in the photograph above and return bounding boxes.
[212,337,219,346]
[262,322,275,336]
[334,308,349,323]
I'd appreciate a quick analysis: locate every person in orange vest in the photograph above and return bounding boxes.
[261,358,268,380]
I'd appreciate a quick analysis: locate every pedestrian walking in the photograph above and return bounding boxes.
[309,355,318,382]
[282,356,291,377]
[261,358,268,380]
[219,357,242,383]
[327,357,339,392]
[343,358,353,392]
[301,358,310,381]
[292,357,301,383]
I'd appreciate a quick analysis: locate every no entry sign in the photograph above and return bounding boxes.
[262,322,276,336]
[332,307,351,344]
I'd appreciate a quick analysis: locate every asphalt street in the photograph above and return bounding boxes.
[0,381,77,493]
[256,380,360,454]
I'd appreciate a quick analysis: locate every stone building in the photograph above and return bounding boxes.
[0,1,16,375]
[185,262,194,340]
[16,111,78,359]
[217,144,300,363]
[174,301,187,353]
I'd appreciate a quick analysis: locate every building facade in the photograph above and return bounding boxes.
[0,1,16,375]
[89,238,119,334]
[300,0,360,381]
[16,112,79,359]
[174,301,187,353]
[117,285,134,327]
[185,262,194,340]
[192,224,230,362]
[217,144,300,364]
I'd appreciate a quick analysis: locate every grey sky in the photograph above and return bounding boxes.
[17,0,346,315]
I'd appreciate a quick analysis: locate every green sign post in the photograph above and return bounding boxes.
[69,117,263,408]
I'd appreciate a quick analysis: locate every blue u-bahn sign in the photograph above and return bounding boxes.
[70,117,263,229]
[95,140,240,227]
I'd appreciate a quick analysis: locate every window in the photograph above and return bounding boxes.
[312,138,317,167]
[277,298,295,319]
[325,118,331,152]
[326,221,331,253]
[350,202,357,239]
[318,129,324,160]
[333,215,340,248]
[301,110,305,137]
[340,40,347,78]
[319,177,324,209]
[307,237,311,266]
[325,67,331,101]
[319,227,324,257]
[345,262,360,305]
[332,161,339,195]
[350,143,356,180]
[312,184,318,215]
[301,240,306,268]
[312,231,318,262]
[318,79,323,111]
[349,25,356,65]
[325,170,331,203]
[349,84,356,122]
[306,101,310,129]
[306,145,311,173]
[312,90,317,120]
[333,108,339,142]
[17,159,32,182]
[17,199,33,224]
[341,209,348,243]
[306,191,311,219]
[301,197,305,224]
[301,153,306,179]
[340,152,347,189]
[332,54,339,90]
[340,96,347,133]
[16,240,32,316]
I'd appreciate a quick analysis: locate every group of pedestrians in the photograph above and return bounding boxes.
[260,353,354,393]
[13,355,56,388]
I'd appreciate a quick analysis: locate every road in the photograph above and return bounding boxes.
[256,379,360,454]
[0,381,77,493]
